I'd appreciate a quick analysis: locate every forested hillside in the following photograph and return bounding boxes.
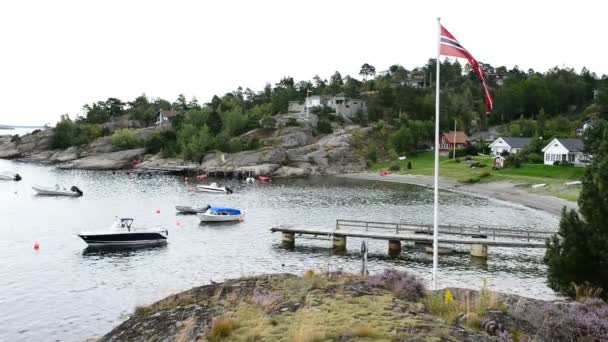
[51,60,608,162]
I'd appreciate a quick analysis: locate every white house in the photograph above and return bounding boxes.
[288,94,367,119]
[542,138,588,166]
[155,109,179,126]
[488,137,532,156]
[576,120,592,136]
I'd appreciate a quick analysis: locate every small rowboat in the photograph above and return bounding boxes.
[0,171,21,181]
[258,176,271,182]
[175,204,210,214]
[196,182,233,194]
[198,207,244,222]
[33,184,83,197]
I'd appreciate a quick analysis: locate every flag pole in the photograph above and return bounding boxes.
[432,17,441,290]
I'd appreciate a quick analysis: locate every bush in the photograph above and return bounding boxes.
[317,119,333,134]
[407,161,412,169]
[111,129,140,150]
[367,142,378,163]
[52,117,104,148]
[507,155,522,168]
[286,117,300,127]
[480,171,491,178]
[389,164,401,171]
[554,160,574,167]
[367,269,425,301]
[209,317,239,339]
[539,299,608,341]
[469,161,487,168]
[460,177,481,184]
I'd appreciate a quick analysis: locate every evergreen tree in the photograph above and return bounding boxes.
[545,130,608,299]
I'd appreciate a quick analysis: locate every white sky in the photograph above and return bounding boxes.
[0,0,606,126]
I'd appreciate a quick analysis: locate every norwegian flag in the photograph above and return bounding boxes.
[440,25,494,113]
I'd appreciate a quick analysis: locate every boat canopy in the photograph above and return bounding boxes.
[207,207,241,215]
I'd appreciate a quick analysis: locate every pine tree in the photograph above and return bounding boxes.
[545,130,608,299]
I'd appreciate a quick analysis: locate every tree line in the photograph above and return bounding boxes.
[51,61,608,162]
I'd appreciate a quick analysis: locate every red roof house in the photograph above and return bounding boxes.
[438,131,470,152]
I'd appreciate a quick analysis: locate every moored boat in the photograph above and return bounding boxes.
[258,176,271,182]
[33,184,83,197]
[0,171,21,181]
[197,207,244,222]
[175,204,211,214]
[77,218,168,247]
[196,182,233,194]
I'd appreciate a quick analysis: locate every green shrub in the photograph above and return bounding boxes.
[52,119,103,148]
[460,177,481,184]
[317,119,333,134]
[286,118,300,127]
[367,142,378,163]
[111,129,140,150]
[389,164,401,171]
[407,161,412,169]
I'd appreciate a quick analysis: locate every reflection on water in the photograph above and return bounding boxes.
[0,159,559,342]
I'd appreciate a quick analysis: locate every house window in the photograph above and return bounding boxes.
[569,154,575,162]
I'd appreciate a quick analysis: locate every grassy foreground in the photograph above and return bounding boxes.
[371,152,585,201]
[100,271,547,342]
[99,271,608,341]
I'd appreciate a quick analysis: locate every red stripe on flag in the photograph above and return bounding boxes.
[439,44,469,59]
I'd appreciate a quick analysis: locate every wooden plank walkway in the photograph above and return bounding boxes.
[270,219,555,249]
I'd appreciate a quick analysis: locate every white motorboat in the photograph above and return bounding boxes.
[33,184,83,197]
[0,171,21,181]
[198,207,244,222]
[196,182,233,194]
[77,218,168,247]
[175,204,210,214]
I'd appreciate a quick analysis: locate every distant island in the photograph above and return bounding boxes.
[0,125,15,130]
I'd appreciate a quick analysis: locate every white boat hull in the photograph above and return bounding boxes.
[32,185,81,196]
[196,186,228,194]
[0,172,20,181]
[197,213,244,222]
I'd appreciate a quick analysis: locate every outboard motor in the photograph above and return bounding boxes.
[14,173,21,181]
[70,186,84,197]
[225,187,233,194]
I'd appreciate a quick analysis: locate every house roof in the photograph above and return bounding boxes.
[542,138,584,152]
[158,109,179,118]
[558,138,584,152]
[442,131,469,144]
[500,137,532,149]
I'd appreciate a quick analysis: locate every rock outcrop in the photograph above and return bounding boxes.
[2,115,369,177]
[58,148,146,170]
[95,273,561,342]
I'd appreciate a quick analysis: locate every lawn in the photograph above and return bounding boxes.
[371,152,585,201]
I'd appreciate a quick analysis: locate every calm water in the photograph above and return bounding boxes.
[0,159,559,342]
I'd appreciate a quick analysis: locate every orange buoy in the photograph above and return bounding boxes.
[34,242,40,250]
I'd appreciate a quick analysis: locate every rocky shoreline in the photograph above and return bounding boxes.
[0,118,369,177]
[92,272,606,342]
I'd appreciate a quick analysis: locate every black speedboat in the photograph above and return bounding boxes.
[77,218,167,247]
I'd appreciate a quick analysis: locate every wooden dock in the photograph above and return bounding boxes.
[271,219,555,258]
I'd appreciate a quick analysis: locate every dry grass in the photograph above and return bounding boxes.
[176,317,197,342]
[208,317,239,339]
[347,325,382,338]
[574,282,603,301]
[422,281,504,330]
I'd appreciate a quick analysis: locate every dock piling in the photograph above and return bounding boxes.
[388,240,401,256]
[470,244,488,258]
[332,235,346,251]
